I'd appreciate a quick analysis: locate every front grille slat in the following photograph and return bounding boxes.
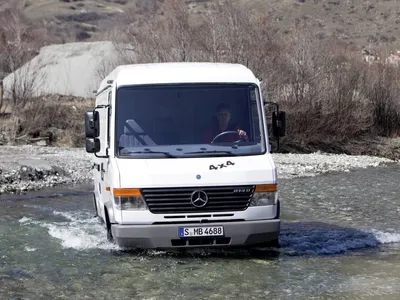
[208,201,250,205]
[144,193,192,198]
[149,204,248,211]
[207,196,250,200]
[145,198,190,202]
[147,202,193,207]
[142,185,255,214]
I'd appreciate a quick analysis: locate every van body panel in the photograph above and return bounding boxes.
[103,62,258,88]
[115,154,276,188]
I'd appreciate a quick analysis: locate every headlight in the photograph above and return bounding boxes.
[114,196,148,211]
[249,191,278,206]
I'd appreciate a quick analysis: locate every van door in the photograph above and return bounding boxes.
[95,90,112,220]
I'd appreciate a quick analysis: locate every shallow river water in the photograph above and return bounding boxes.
[1,164,400,300]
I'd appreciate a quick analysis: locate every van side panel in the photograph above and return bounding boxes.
[94,88,111,224]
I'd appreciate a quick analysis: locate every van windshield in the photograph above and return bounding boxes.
[115,84,266,158]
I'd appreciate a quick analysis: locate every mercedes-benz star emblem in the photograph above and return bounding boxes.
[190,190,208,208]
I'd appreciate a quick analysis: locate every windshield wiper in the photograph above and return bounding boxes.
[184,150,237,156]
[123,150,177,158]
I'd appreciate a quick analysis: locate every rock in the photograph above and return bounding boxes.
[52,165,67,176]
[44,127,64,143]
[35,140,47,146]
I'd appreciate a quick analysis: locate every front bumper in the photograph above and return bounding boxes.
[111,219,280,249]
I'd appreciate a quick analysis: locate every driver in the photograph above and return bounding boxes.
[203,103,248,143]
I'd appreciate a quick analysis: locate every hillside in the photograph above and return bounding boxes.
[1,0,400,158]
[1,0,400,50]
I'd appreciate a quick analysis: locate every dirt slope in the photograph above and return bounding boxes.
[1,0,399,48]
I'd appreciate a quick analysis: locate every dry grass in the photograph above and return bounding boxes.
[0,95,94,147]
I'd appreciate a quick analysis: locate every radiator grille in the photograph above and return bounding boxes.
[141,185,255,214]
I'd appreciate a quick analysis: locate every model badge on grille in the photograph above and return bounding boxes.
[190,190,208,208]
[234,188,252,193]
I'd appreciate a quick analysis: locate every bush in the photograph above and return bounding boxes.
[13,95,94,147]
[364,64,400,137]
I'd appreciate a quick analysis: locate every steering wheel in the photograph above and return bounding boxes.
[211,130,244,144]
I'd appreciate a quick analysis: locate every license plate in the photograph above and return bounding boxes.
[179,226,224,238]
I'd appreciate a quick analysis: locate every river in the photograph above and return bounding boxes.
[1,164,400,300]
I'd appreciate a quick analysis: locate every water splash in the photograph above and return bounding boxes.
[19,211,119,251]
[18,217,33,224]
[19,214,400,256]
[370,229,400,244]
[24,247,36,252]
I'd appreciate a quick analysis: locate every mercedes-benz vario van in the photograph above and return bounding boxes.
[85,62,286,249]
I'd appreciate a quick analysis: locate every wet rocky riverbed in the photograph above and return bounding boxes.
[1,163,400,300]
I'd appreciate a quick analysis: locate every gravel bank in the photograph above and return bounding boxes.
[0,145,396,194]
[272,152,395,179]
[0,146,92,194]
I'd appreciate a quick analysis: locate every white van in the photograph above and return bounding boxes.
[85,62,286,249]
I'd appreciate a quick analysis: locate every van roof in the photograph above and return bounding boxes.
[99,62,258,91]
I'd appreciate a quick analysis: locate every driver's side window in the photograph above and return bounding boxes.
[251,103,261,143]
[250,89,261,143]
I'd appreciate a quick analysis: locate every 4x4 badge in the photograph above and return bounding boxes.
[209,160,235,170]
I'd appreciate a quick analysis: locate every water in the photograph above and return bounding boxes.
[1,165,400,299]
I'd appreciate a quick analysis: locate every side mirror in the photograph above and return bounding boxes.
[272,111,286,137]
[85,138,100,153]
[264,101,286,152]
[85,111,100,138]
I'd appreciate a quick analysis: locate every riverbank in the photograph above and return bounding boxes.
[0,145,396,195]
[279,136,400,162]
[0,146,92,194]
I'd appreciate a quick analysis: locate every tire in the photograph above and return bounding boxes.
[104,207,114,243]
[92,193,98,217]
[106,226,113,243]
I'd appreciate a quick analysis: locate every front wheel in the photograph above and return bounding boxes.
[106,226,114,243]
[92,193,98,217]
[104,207,114,243]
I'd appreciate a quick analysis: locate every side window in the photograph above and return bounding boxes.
[250,88,261,143]
[107,91,112,148]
